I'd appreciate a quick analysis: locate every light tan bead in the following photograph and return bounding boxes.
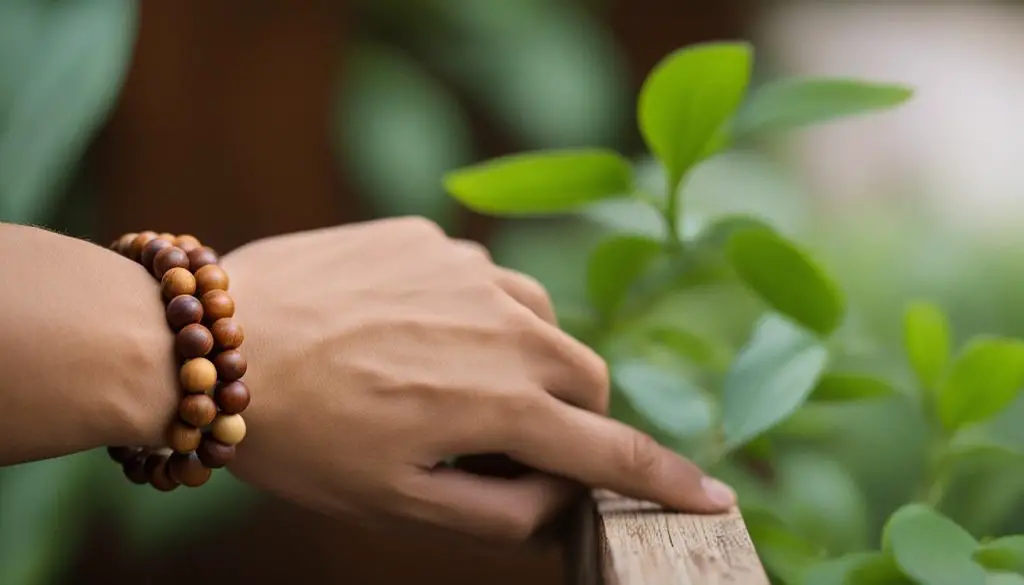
[156,232,177,243]
[167,421,202,453]
[210,414,246,446]
[179,358,217,393]
[161,267,196,300]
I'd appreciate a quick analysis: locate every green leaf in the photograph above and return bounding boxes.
[937,336,1024,430]
[975,536,1024,574]
[0,1,138,223]
[883,504,986,585]
[802,552,911,585]
[809,373,897,403]
[646,327,733,372]
[586,234,663,319]
[612,360,715,440]
[727,228,845,337]
[443,149,633,216]
[691,214,773,251]
[988,573,1024,585]
[731,77,913,140]
[722,314,829,450]
[743,506,824,584]
[637,41,752,186]
[904,301,951,392]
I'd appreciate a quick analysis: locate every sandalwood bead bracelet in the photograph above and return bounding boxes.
[105,231,250,492]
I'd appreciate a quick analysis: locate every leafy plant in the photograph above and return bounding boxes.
[442,40,1024,584]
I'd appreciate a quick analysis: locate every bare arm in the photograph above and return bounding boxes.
[0,223,176,465]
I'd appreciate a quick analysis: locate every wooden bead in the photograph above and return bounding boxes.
[116,233,138,256]
[179,393,218,427]
[187,246,219,272]
[176,323,214,358]
[197,439,235,468]
[141,238,173,270]
[146,455,180,492]
[122,453,150,485]
[211,318,244,350]
[180,358,218,393]
[157,232,177,243]
[211,414,246,445]
[166,295,204,331]
[129,231,158,261]
[213,349,247,381]
[153,246,189,279]
[175,234,202,253]
[200,289,234,321]
[215,380,251,414]
[161,267,196,300]
[108,446,141,463]
[167,421,203,453]
[195,264,229,295]
[168,452,212,488]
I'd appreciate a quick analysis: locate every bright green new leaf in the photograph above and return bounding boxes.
[975,536,1024,574]
[904,301,951,392]
[637,41,752,187]
[731,77,913,140]
[586,235,663,319]
[722,314,829,450]
[809,373,897,403]
[612,360,715,440]
[727,228,845,337]
[882,504,986,585]
[743,506,823,584]
[937,336,1024,430]
[443,149,633,215]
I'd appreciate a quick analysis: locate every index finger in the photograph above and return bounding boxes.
[504,396,736,513]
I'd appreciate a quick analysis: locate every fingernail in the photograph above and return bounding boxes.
[701,476,737,508]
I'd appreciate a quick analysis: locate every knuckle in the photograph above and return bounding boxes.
[494,512,539,541]
[395,216,446,238]
[453,239,493,262]
[623,432,663,480]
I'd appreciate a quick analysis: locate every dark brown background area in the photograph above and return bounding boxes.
[80,1,746,582]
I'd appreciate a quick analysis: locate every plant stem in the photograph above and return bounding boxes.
[663,169,685,248]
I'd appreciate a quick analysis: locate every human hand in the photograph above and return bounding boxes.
[221,217,735,540]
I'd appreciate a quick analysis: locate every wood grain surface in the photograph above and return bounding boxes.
[568,491,770,585]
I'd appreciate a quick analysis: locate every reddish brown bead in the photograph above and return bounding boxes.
[180,358,218,393]
[116,233,138,256]
[195,264,229,295]
[141,238,173,271]
[122,453,150,485]
[187,246,219,272]
[168,452,212,488]
[215,380,251,414]
[197,437,236,468]
[153,246,189,279]
[167,421,203,453]
[175,234,202,253]
[108,446,142,463]
[213,349,247,381]
[179,393,218,427]
[176,323,214,358]
[129,231,158,261]
[200,290,234,321]
[211,318,244,350]
[166,295,204,331]
[161,267,196,300]
[146,455,180,492]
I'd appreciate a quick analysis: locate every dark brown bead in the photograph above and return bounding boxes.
[215,380,251,414]
[108,445,142,463]
[146,455,180,492]
[116,233,138,256]
[187,246,219,272]
[213,349,247,381]
[176,323,214,358]
[129,231,158,262]
[141,238,173,271]
[167,421,203,453]
[201,290,235,321]
[175,234,202,253]
[179,393,218,427]
[211,318,244,350]
[195,265,229,295]
[166,295,204,331]
[168,452,212,488]
[122,453,150,485]
[161,267,196,300]
[197,437,236,468]
[153,246,189,279]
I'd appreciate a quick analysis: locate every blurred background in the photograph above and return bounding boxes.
[4,1,1024,583]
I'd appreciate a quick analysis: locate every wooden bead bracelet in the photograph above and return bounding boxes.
[104,231,250,491]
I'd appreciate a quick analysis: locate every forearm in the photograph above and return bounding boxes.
[0,223,177,465]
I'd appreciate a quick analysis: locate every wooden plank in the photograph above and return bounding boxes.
[567,491,770,585]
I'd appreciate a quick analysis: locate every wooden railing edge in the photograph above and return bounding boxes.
[565,490,770,585]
